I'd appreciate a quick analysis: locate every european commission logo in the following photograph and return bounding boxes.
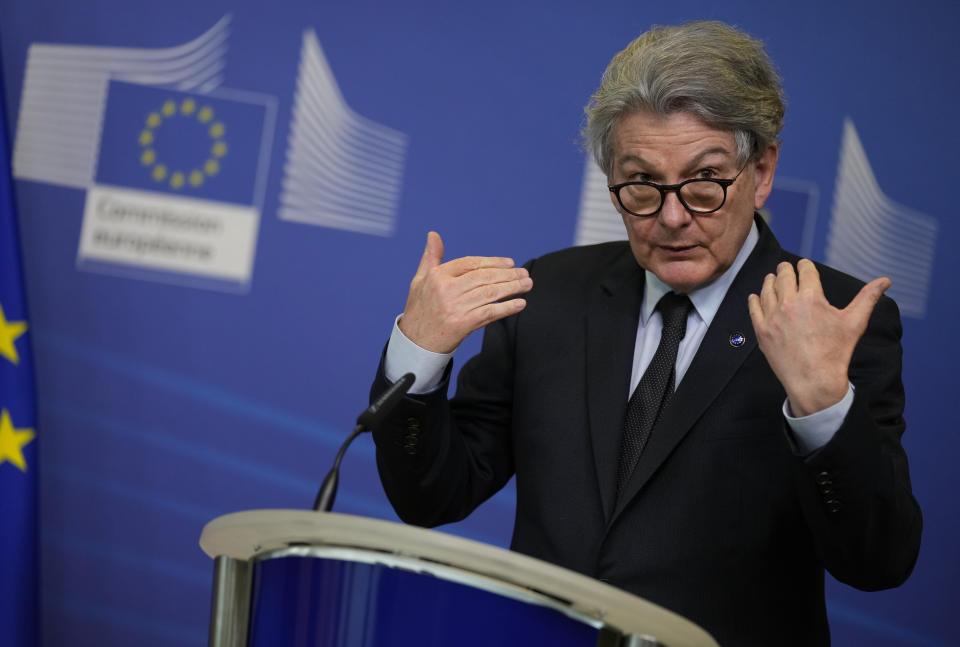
[77,81,273,285]
[12,16,409,290]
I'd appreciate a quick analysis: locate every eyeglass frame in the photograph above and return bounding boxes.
[607,163,748,218]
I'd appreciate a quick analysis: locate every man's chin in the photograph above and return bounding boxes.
[652,265,718,294]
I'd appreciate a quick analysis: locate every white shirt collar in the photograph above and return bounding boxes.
[640,220,760,327]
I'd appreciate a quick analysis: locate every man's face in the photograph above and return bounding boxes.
[609,110,778,293]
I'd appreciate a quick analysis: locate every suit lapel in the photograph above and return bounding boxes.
[585,247,645,523]
[608,217,786,525]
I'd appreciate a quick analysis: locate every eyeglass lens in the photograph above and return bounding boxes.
[619,180,725,215]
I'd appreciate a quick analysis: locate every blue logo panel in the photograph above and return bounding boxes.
[96,81,266,206]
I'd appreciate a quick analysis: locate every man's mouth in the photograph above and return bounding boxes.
[660,244,697,253]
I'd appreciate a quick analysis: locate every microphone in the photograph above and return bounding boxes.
[313,373,416,512]
[358,372,416,430]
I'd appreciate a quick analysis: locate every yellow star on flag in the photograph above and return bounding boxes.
[0,409,35,472]
[0,302,28,365]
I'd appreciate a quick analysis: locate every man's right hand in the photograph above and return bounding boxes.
[398,231,533,354]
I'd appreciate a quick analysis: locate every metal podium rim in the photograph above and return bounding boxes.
[200,510,719,647]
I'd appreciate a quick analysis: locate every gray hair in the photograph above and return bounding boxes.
[583,21,785,178]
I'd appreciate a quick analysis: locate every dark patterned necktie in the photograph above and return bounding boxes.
[616,292,693,495]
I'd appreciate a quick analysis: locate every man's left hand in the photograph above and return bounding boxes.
[747,259,891,417]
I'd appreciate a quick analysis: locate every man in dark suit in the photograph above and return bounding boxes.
[371,21,921,645]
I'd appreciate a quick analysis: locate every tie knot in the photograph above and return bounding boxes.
[657,292,692,335]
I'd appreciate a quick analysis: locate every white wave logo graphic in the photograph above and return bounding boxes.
[826,119,937,318]
[573,155,625,246]
[278,29,409,236]
[12,15,231,189]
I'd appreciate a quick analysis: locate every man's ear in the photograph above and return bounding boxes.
[752,145,779,210]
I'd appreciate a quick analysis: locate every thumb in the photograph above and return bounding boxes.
[415,231,444,275]
[846,276,891,325]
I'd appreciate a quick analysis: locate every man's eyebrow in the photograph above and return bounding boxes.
[615,147,734,173]
[684,147,734,170]
[615,153,649,169]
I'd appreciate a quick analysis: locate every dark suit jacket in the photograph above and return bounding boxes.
[372,217,922,646]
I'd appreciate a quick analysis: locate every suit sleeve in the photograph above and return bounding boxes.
[793,293,922,590]
[370,292,521,528]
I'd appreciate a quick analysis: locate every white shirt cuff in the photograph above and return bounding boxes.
[783,383,855,456]
[384,315,453,395]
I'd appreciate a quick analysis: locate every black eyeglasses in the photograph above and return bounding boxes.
[608,164,747,217]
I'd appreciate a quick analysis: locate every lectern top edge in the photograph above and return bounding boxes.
[199,509,719,647]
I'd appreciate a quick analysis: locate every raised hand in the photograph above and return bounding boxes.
[747,259,891,417]
[398,231,534,354]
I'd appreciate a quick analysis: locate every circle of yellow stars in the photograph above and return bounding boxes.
[0,303,34,472]
[138,98,228,190]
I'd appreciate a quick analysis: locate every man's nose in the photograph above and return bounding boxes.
[658,191,692,228]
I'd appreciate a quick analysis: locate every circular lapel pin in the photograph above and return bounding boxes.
[729,332,746,348]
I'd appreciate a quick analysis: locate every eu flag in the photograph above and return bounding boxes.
[0,56,39,646]
[96,80,268,206]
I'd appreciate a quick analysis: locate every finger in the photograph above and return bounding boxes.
[845,276,891,327]
[459,266,529,291]
[458,275,534,311]
[415,231,444,277]
[469,298,528,328]
[796,258,823,295]
[774,261,797,302]
[747,293,764,329]
[760,272,777,314]
[445,254,516,276]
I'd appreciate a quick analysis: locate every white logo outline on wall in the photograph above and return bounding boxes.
[277,29,409,237]
[826,118,936,319]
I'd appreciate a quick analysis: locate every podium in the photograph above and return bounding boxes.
[199,510,718,647]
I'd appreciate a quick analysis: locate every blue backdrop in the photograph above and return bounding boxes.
[0,1,956,645]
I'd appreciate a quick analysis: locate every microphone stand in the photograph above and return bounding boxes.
[313,373,416,512]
